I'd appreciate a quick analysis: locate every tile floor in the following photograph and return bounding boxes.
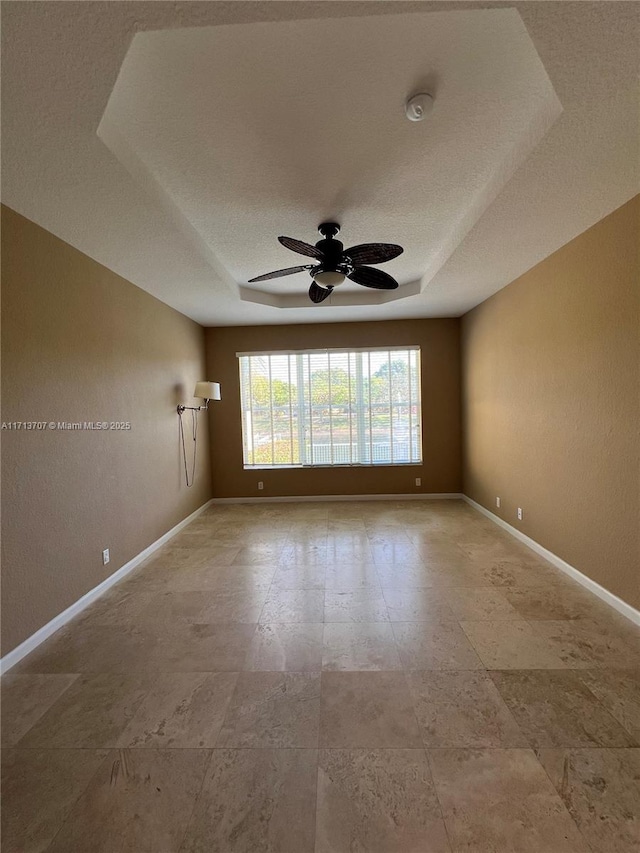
[2,499,639,852]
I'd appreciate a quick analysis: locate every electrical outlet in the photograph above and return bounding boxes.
[258,481,264,490]
[496,497,501,508]
[415,478,421,487]
[517,507,523,521]
[102,548,110,566]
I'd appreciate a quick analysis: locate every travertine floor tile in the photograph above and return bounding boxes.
[458,540,525,563]
[326,540,375,565]
[325,563,381,590]
[47,749,210,853]
[179,748,317,853]
[205,529,251,546]
[475,557,567,588]
[174,545,241,568]
[1,748,108,853]
[259,589,325,622]
[120,563,200,595]
[382,588,457,622]
[136,588,268,623]
[442,586,524,621]
[364,521,408,539]
[461,620,570,669]
[428,748,588,852]
[231,543,285,566]
[271,563,326,589]
[375,563,436,589]
[13,622,160,674]
[166,562,275,591]
[324,589,390,622]
[323,623,402,670]
[424,554,487,578]
[490,670,636,748]
[135,545,213,575]
[287,524,328,537]
[279,544,328,568]
[532,619,640,668]
[316,749,451,852]
[173,524,218,539]
[17,673,152,748]
[326,505,367,521]
[151,622,256,671]
[1,673,79,745]
[411,540,470,562]
[537,748,640,853]
[407,670,526,748]
[368,536,423,568]
[576,669,640,741]
[117,672,238,748]
[377,561,486,589]
[194,586,269,621]
[78,589,158,626]
[588,610,640,646]
[393,621,483,670]
[217,671,321,747]
[320,671,422,748]
[4,499,636,853]
[503,585,611,621]
[243,622,324,671]
[406,530,466,549]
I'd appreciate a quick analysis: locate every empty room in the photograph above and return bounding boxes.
[1,2,638,852]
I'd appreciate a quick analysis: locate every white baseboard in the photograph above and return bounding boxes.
[463,495,640,627]
[0,499,214,675]
[211,493,463,504]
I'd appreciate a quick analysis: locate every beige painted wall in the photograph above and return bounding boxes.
[205,319,461,498]
[1,206,212,654]
[462,195,639,610]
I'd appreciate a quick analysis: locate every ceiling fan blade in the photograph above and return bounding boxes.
[248,265,313,282]
[348,266,399,290]
[309,281,333,303]
[344,243,404,265]
[278,236,323,259]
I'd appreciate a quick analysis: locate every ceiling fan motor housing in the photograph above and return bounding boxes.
[315,238,343,264]
[313,222,349,287]
[316,223,343,269]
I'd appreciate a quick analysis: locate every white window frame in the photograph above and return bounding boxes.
[237,346,423,469]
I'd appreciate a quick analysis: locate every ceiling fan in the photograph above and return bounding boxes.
[248,223,404,304]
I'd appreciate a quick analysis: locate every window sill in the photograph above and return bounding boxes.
[243,462,423,470]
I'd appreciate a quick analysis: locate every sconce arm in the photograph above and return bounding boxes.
[177,400,210,415]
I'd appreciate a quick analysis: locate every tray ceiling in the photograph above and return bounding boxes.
[2,2,638,325]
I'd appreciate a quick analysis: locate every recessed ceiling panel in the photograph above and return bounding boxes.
[99,9,561,309]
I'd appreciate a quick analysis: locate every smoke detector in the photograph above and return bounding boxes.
[405,92,435,122]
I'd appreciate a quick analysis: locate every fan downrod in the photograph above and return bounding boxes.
[318,222,340,239]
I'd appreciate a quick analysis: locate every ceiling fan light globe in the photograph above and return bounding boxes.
[313,270,346,288]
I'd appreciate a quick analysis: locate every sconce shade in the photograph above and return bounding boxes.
[194,381,221,401]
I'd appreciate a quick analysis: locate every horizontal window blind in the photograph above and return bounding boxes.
[238,347,422,468]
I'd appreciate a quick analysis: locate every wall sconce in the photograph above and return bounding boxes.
[177,382,221,487]
[177,381,221,414]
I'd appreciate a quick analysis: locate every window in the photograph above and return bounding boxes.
[238,347,422,468]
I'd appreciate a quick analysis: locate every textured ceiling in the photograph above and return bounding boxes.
[99,10,561,310]
[2,2,639,326]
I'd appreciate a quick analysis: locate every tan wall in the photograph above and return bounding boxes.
[1,206,212,655]
[205,319,461,498]
[462,195,639,610]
